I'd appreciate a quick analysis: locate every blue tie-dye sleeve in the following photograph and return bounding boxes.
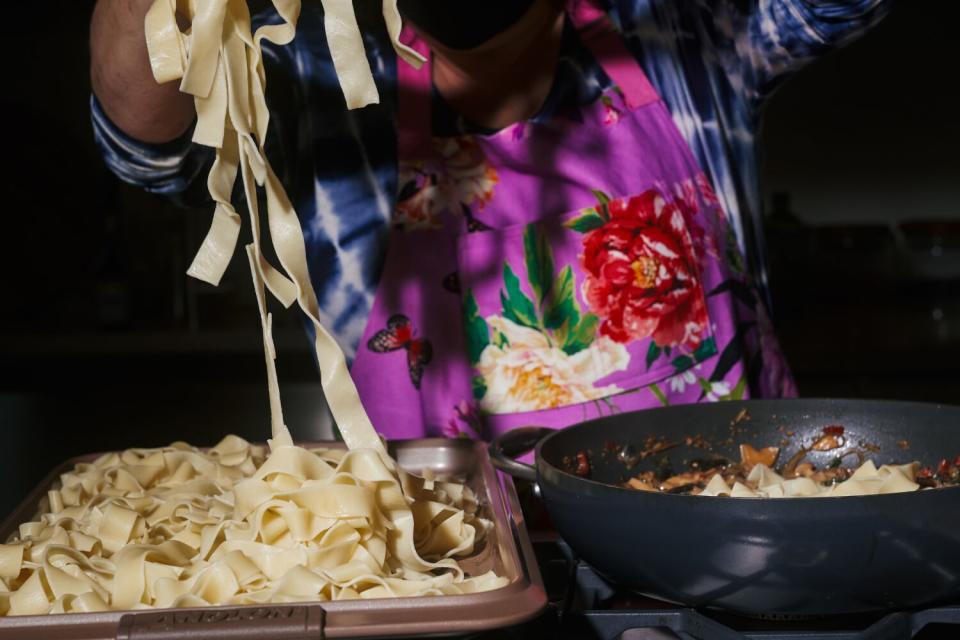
[702,0,892,107]
[90,94,213,202]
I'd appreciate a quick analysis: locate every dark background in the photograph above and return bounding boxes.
[0,0,957,515]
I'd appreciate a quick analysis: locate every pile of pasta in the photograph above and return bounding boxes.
[699,460,920,498]
[0,436,504,615]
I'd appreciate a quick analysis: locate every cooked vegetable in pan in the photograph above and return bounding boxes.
[619,424,960,497]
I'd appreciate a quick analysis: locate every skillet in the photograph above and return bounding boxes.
[490,398,960,616]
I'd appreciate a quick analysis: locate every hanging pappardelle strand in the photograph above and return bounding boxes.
[144,0,425,452]
[0,1,509,616]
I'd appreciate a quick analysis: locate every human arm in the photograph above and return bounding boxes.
[704,0,893,107]
[89,0,212,199]
[90,0,195,143]
[612,0,893,110]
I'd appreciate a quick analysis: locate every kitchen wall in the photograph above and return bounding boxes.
[763,0,956,225]
[761,0,960,399]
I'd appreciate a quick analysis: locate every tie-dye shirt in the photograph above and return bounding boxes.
[92,0,890,360]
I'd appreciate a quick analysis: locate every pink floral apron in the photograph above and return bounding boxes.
[349,0,797,441]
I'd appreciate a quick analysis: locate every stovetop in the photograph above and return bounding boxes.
[484,535,960,640]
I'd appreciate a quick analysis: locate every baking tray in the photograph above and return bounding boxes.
[0,438,546,639]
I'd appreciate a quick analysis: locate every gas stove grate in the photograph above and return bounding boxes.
[556,604,960,640]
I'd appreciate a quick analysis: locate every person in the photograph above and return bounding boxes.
[90,0,890,441]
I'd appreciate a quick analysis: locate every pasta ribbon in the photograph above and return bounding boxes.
[699,460,921,498]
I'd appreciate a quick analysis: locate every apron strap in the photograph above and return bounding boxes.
[567,0,660,110]
[396,27,433,160]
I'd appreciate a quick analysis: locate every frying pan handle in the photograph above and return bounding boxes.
[489,427,553,482]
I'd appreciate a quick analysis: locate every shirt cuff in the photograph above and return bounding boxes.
[90,93,211,196]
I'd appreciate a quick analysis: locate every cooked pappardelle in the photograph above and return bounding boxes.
[692,459,920,498]
[0,0,508,616]
[624,426,960,498]
[0,437,503,615]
